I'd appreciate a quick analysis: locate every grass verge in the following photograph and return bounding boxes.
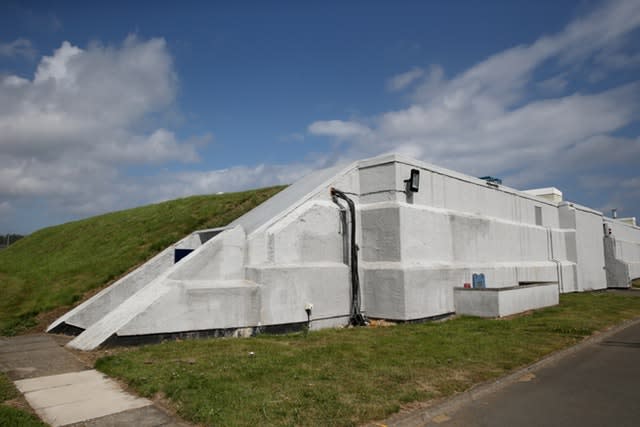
[96,292,640,426]
[0,373,46,426]
[0,186,285,336]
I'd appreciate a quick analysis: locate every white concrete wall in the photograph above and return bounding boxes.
[118,280,262,335]
[169,226,246,281]
[358,158,573,321]
[53,153,633,350]
[604,218,640,287]
[572,205,607,291]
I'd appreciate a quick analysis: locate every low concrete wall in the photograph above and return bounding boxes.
[454,283,559,318]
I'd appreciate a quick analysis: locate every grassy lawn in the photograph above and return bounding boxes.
[0,373,46,426]
[0,186,285,336]
[96,292,640,427]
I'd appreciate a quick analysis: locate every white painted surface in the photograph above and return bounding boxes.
[15,370,151,427]
[454,283,559,318]
[523,187,563,203]
[619,217,637,227]
[604,218,640,287]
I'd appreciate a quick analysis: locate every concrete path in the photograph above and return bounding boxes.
[380,314,640,427]
[0,334,188,427]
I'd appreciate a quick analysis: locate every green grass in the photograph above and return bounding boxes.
[0,186,285,335]
[96,292,640,427]
[0,373,46,427]
[0,374,18,402]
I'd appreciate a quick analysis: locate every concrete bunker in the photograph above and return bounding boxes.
[48,154,640,350]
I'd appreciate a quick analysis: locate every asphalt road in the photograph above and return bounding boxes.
[428,320,640,427]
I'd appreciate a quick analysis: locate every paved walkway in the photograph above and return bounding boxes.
[0,334,188,427]
[378,308,640,426]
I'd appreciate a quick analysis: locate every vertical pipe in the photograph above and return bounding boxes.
[331,188,367,326]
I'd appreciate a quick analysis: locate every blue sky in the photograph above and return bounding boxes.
[1,0,639,234]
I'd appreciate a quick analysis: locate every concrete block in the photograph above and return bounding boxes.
[454,283,559,318]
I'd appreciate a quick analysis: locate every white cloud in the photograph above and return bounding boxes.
[150,164,312,202]
[309,0,640,208]
[4,1,640,233]
[0,36,206,226]
[387,67,424,92]
[537,75,568,93]
[34,41,81,82]
[308,120,371,139]
[0,38,36,59]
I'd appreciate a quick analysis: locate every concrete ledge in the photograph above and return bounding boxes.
[454,283,559,317]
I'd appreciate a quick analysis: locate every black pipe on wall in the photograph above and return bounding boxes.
[331,187,368,326]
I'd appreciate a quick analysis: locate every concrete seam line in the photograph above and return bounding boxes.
[372,316,640,427]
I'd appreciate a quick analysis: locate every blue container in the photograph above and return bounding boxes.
[472,273,486,289]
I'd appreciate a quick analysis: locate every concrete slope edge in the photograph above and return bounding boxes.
[231,159,359,236]
[46,236,187,333]
[64,227,245,351]
[367,315,640,427]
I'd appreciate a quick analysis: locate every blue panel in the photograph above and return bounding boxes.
[472,273,486,289]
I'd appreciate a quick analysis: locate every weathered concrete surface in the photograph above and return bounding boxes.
[454,283,559,318]
[378,308,640,427]
[0,334,190,427]
[605,218,640,288]
[64,406,188,427]
[559,203,607,291]
[0,334,86,380]
[15,370,152,427]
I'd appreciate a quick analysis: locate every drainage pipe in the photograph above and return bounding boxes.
[331,187,368,326]
[546,227,564,293]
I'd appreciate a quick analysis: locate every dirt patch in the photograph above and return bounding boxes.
[4,395,39,417]
[26,306,74,334]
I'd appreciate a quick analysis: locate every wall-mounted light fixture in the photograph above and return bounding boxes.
[405,169,420,193]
